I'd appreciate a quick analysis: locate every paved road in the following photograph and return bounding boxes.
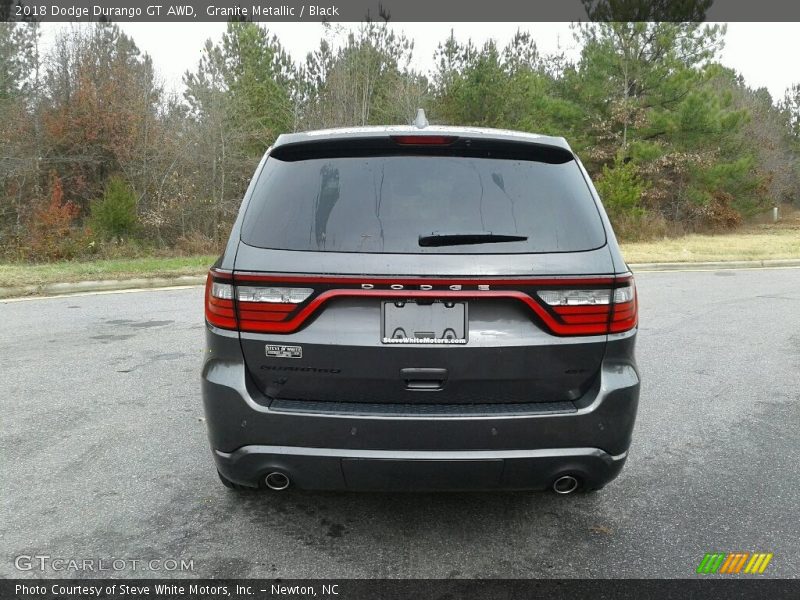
[2,269,799,579]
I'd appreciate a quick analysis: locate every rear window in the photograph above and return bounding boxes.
[241,144,606,254]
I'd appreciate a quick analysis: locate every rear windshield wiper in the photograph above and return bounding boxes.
[418,231,529,247]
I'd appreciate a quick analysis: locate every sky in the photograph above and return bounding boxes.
[41,22,800,103]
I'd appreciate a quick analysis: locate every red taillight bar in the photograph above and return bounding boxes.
[204,269,637,336]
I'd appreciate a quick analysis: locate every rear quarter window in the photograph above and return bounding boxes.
[240,144,606,254]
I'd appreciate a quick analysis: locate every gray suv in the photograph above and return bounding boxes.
[202,116,640,494]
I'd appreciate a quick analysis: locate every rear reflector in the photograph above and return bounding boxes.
[391,135,458,146]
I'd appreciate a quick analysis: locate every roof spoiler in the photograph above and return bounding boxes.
[270,137,575,164]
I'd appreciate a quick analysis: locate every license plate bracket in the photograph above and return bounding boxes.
[382,300,467,344]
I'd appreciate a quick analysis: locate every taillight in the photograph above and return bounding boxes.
[205,271,237,330]
[536,278,637,335]
[204,270,314,331]
[609,280,637,333]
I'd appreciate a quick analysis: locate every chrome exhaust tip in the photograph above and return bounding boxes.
[264,472,290,491]
[552,475,579,495]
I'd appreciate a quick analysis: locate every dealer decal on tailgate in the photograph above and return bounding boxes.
[265,344,302,359]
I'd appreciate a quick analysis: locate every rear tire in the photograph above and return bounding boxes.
[217,470,257,491]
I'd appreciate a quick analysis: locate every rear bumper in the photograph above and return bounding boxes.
[202,328,640,491]
[214,445,627,491]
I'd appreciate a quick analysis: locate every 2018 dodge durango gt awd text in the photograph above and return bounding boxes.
[202,114,640,494]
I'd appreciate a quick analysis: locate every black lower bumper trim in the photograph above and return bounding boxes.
[214,445,628,491]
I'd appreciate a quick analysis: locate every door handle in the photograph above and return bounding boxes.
[400,368,447,391]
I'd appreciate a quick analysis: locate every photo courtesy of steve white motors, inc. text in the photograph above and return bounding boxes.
[14,583,340,597]
[16,3,340,18]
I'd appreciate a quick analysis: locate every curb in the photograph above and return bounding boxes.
[0,275,206,300]
[629,258,800,271]
[2,259,800,300]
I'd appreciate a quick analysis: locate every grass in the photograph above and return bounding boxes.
[0,255,216,289]
[619,227,800,264]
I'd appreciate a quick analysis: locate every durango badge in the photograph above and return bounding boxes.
[265,344,302,359]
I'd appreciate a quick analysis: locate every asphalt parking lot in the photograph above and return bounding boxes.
[2,268,799,578]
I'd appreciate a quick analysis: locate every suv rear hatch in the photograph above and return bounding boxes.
[207,135,636,405]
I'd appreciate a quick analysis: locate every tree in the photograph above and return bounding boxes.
[41,24,161,213]
[89,176,138,239]
[26,172,81,260]
[566,21,774,228]
[221,22,295,151]
[182,22,297,239]
[0,23,40,248]
[432,32,581,135]
[782,84,800,140]
[302,22,424,128]
[573,21,725,152]
[0,22,38,100]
